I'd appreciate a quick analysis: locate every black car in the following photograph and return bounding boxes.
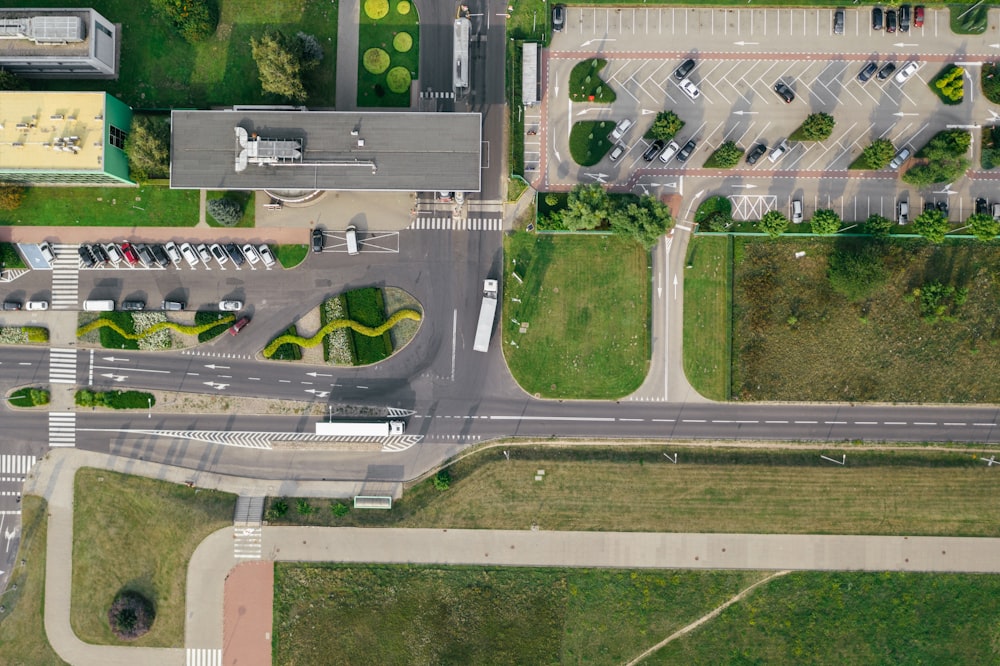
[833,8,845,35]
[552,4,565,32]
[311,228,325,253]
[746,143,767,165]
[923,201,936,213]
[89,243,109,264]
[77,245,97,268]
[642,139,666,162]
[673,58,696,81]
[676,139,697,163]
[773,81,795,103]
[858,62,878,82]
[121,300,145,311]
[224,243,246,266]
[872,6,883,30]
[899,4,911,31]
[976,197,989,215]
[936,200,949,215]
[877,62,896,80]
[886,9,897,32]
[150,244,170,267]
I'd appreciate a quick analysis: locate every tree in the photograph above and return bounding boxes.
[609,195,674,248]
[795,112,835,141]
[433,468,451,491]
[913,208,950,243]
[108,590,155,640]
[124,116,170,183]
[0,68,25,91]
[0,183,25,211]
[757,210,789,238]
[917,129,971,159]
[704,141,743,168]
[865,213,894,236]
[809,208,841,235]
[559,183,612,230]
[206,198,244,226]
[648,110,685,141]
[828,244,887,301]
[251,31,311,102]
[151,0,215,42]
[901,158,969,187]
[967,212,1000,241]
[860,138,896,169]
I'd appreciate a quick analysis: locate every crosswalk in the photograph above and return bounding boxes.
[49,412,76,447]
[408,217,503,231]
[50,243,80,309]
[186,649,221,666]
[420,90,455,99]
[233,526,262,559]
[49,348,77,384]
[0,455,37,511]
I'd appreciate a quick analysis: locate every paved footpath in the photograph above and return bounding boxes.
[22,449,1000,666]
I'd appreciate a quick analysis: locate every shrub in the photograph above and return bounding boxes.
[931,65,965,104]
[363,48,391,75]
[75,389,155,410]
[703,141,743,169]
[206,198,243,227]
[0,183,25,211]
[694,196,733,232]
[828,244,887,301]
[902,159,969,187]
[968,212,1000,241]
[365,0,389,19]
[982,125,1000,169]
[345,288,392,364]
[266,498,289,521]
[194,311,233,343]
[397,0,411,14]
[151,0,215,42]
[386,67,412,94]
[982,63,1000,104]
[296,32,324,64]
[7,387,49,407]
[858,138,895,170]
[125,116,170,183]
[864,214,894,236]
[24,327,48,343]
[609,195,674,248]
[330,501,350,517]
[809,209,841,235]
[757,210,789,238]
[392,32,413,52]
[913,209,951,243]
[544,193,559,206]
[296,499,315,515]
[790,112,835,141]
[433,468,451,491]
[647,111,684,141]
[108,590,155,640]
[267,325,303,361]
[915,282,967,322]
[251,31,310,102]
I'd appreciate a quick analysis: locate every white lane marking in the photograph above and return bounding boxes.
[914,422,938,426]
[652,419,675,422]
[765,420,788,424]
[824,421,847,424]
[794,421,817,424]
[91,365,170,374]
[884,421,907,425]
[490,415,616,422]
[974,423,997,427]
[944,422,967,426]
[854,421,878,425]
[619,418,644,422]
[451,308,457,381]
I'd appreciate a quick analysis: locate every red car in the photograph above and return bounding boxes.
[229,317,250,336]
[913,5,924,27]
[120,241,139,266]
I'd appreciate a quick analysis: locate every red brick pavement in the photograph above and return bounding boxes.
[223,561,274,666]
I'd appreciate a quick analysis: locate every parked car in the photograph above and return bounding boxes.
[552,4,565,31]
[898,199,910,225]
[642,139,666,162]
[993,202,1000,222]
[38,241,56,264]
[2,301,22,311]
[161,300,185,311]
[833,8,845,34]
[224,243,245,266]
[746,143,767,165]
[913,5,924,27]
[135,243,155,268]
[886,9,897,33]
[894,61,919,84]
[311,228,325,253]
[679,78,701,100]
[195,243,213,266]
[179,242,199,268]
[674,58,696,81]
[608,143,626,162]
[768,139,791,164]
[103,243,123,264]
[610,118,634,141]
[219,300,243,312]
[77,245,97,268]
[89,244,109,264]
[120,242,139,266]
[26,300,48,311]
[241,243,261,265]
[976,197,989,216]
[257,244,276,268]
[899,4,911,31]
[150,244,170,267]
[163,241,182,265]
[872,6,883,30]
[858,62,878,82]
[888,147,911,170]
[121,300,145,311]
[877,62,896,81]
[937,200,949,215]
[229,317,250,336]
[792,200,804,224]
[209,243,229,267]
[773,81,795,103]
[659,140,681,164]
[676,139,697,162]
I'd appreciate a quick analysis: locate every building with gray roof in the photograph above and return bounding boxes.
[0,8,118,78]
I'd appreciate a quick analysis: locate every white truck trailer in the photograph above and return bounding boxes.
[315,420,405,437]
[473,279,499,353]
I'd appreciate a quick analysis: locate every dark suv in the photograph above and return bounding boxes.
[858,62,878,82]
[552,4,565,32]
[899,4,911,31]
[877,62,896,81]
[773,81,795,103]
[224,243,246,266]
[886,9,897,32]
[673,58,695,81]
[746,143,767,165]
[872,6,883,30]
[78,245,97,268]
[642,140,666,162]
[311,228,325,253]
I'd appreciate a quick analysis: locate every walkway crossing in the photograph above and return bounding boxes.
[186,648,221,666]
[50,243,80,309]
[48,412,76,447]
[49,348,77,384]
[233,526,262,560]
[408,216,503,231]
[420,90,455,99]
[0,455,38,507]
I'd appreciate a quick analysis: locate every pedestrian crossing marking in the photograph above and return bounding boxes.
[0,455,37,476]
[233,526,262,560]
[408,217,503,231]
[420,90,455,99]
[49,348,77,385]
[186,648,221,666]
[49,412,76,448]
[50,244,80,310]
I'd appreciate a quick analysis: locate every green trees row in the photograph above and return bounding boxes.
[542,184,674,249]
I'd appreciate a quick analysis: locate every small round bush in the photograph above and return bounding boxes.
[393,31,412,53]
[397,0,411,15]
[386,66,412,94]
[108,590,155,641]
[363,48,391,75]
[364,0,389,20]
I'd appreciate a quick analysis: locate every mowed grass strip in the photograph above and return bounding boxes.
[503,233,650,399]
[569,120,615,166]
[272,564,764,666]
[682,235,730,400]
[647,571,1000,665]
[0,496,68,666]
[0,186,199,227]
[71,468,236,647]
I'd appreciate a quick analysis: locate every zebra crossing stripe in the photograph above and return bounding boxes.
[186,648,221,666]
[408,217,503,231]
[0,455,37,476]
[48,412,76,448]
[49,348,77,384]
[234,526,262,560]
[50,244,80,309]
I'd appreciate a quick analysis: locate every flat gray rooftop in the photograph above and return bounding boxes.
[170,110,482,192]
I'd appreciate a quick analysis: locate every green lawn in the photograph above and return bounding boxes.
[0,243,25,269]
[569,120,615,166]
[568,59,616,103]
[0,186,199,227]
[357,0,419,108]
[648,571,1000,665]
[0,496,68,666]
[29,0,338,108]
[682,236,730,401]
[503,233,650,399]
[205,191,255,228]
[733,237,1000,402]
[276,244,309,268]
[950,3,987,34]
[273,564,763,666]
[344,287,392,364]
[71,468,235,647]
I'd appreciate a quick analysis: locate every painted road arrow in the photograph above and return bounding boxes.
[100,373,126,382]
[305,389,331,398]
[203,381,229,390]
[101,356,130,362]
[306,371,333,378]
[733,41,759,46]
[204,363,230,370]
[732,184,758,189]
[732,110,758,116]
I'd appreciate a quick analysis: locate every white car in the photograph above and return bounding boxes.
[241,244,261,265]
[894,61,919,84]
[102,243,123,264]
[178,242,200,268]
[26,300,49,311]
[38,241,56,264]
[257,244,276,268]
[610,118,634,141]
[678,77,701,100]
[164,241,182,265]
[658,140,681,164]
[608,143,626,162]
[768,139,791,164]
[218,300,243,312]
[195,243,213,266]
[888,147,911,170]
[209,243,228,267]
[791,200,803,224]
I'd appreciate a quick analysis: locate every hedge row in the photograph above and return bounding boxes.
[77,314,236,341]
[75,389,155,409]
[8,387,49,407]
[262,309,421,358]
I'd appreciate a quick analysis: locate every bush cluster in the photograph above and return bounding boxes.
[933,65,964,103]
[694,196,733,232]
[8,387,49,407]
[903,129,971,187]
[76,389,156,410]
[790,112,835,142]
[982,63,1000,104]
[647,111,684,142]
[703,141,743,169]
[206,197,243,227]
[151,0,215,43]
[108,590,155,640]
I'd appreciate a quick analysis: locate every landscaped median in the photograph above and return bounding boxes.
[76,312,234,350]
[0,326,48,345]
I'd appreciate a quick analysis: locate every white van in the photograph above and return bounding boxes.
[345,225,359,255]
[83,300,115,312]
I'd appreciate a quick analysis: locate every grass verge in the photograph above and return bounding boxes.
[276,244,309,268]
[569,120,615,167]
[7,387,50,407]
[344,287,391,364]
[357,0,419,107]
[506,39,525,177]
[0,242,25,269]
[71,468,235,647]
[949,3,987,34]
[75,389,155,409]
[0,186,199,227]
[273,564,763,666]
[568,58,616,102]
[0,496,67,665]
[503,233,650,398]
[205,191,255,228]
[682,236,730,400]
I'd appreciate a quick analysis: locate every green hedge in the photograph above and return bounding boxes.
[263,308,420,359]
[8,387,49,407]
[75,389,155,410]
[78,313,236,344]
[267,325,303,361]
[194,311,234,343]
[345,287,392,364]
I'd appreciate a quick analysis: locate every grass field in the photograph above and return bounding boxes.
[276,244,309,268]
[502,233,650,399]
[0,496,67,666]
[732,237,1000,402]
[71,468,235,647]
[0,242,25,269]
[268,446,1000,537]
[357,0,419,107]
[273,564,763,666]
[0,186,199,227]
[682,236,730,400]
[29,0,338,109]
[569,120,615,166]
[568,58,616,102]
[649,571,1000,664]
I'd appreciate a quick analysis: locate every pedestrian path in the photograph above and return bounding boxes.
[48,412,76,447]
[50,243,80,310]
[49,348,77,384]
[407,216,503,231]
[186,648,221,665]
